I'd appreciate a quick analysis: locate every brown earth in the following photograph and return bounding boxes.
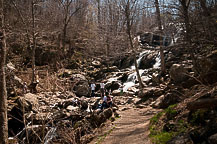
[89,96,161,144]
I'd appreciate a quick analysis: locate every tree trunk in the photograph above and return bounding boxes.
[0,0,8,143]
[97,0,101,26]
[125,0,144,89]
[179,0,199,75]
[154,0,166,75]
[154,0,162,31]
[181,1,191,43]
[31,0,36,83]
[199,0,214,40]
[62,24,67,54]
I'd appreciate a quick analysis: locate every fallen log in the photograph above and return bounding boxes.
[187,98,217,110]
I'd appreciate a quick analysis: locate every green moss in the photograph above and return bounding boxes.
[149,104,188,144]
[151,131,175,144]
[165,104,178,120]
[150,111,164,124]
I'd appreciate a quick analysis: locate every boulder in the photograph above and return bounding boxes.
[112,89,121,96]
[128,87,139,94]
[167,133,193,144]
[208,133,217,144]
[71,74,87,81]
[98,108,113,124]
[105,66,119,72]
[105,81,121,92]
[58,69,74,78]
[199,50,217,84]
[8,93,39,136]
[117,72,128,83]
[139,52,157,69]
[139,87,164,99]
[151,95,165,108]
[5,63,24,96]
[92,60,101,68]
[158,93,181,109]
[74,80,90,97]
[80,100,88,110]
[117,54,134,69]
[66,105,79,111]
[61,98,78,109]
[170,64,188,83]
[7,62,16,71]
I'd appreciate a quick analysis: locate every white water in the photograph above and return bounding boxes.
[123,49,161,92]
[153,52,161,69]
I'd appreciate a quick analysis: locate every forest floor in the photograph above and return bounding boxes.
[89,97,161,144]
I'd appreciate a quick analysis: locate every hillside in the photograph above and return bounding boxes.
[0,1,217,144]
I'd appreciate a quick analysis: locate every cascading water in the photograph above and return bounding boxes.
[123,49,161,92]
[153,52,161,69]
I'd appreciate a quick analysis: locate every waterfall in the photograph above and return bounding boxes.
[153,52,161,69]
[123,49,161,92]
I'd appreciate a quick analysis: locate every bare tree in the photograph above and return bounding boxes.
[199,0,214,40]
[96,0,101,26]
[154,0,166,75]
[179,0,191,43]
[57,0,85,54]
[179,0,200,74]
[123,0,144,89]
[0,0,8,143]
[31,0,37,83]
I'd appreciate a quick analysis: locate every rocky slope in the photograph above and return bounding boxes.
[6,41,217,144]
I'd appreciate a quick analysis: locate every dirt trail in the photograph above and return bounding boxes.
[89,102,160,144]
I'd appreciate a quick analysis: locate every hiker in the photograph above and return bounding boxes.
[107,94,112,108]
[100,81,105,98]
[101,92,112,109]
[101,93,108,110]
[119,84,124,96]
[90,82,96,97]
[23,82,28,94]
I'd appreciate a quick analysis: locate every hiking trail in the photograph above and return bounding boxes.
[89,96,161,144]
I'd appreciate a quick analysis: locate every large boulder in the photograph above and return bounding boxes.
[68,74,90,97]
[208,133,217,144]
[6,63,25,96]
[74,80,90,97]
[19,93,39,112]
[139,52,157,69]
[8,93,39,136]
[170,64,188,83]
[117,72,128,83]
[199,50,217,84]
[105,80,121,92]
[152,93,181,109]
[114,54,134,69]
[139,87,164,99]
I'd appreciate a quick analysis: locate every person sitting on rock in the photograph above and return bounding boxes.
[107,95,112,108]
[102,92,108,110]
[102,92,112,109]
